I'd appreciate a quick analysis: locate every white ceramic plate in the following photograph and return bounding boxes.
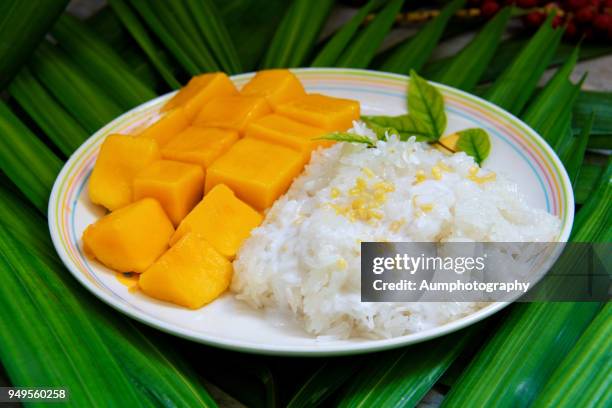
[48,69,574,356]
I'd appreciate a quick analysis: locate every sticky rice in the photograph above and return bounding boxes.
[232,123,560,339]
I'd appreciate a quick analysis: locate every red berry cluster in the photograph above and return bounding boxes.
[469,0,612,40]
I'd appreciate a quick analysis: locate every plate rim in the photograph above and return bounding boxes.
[48,68,574,356]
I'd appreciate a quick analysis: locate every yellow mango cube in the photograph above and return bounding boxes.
[89,135,161,210]
[245,114,330,163]
[162,72,238,120]
[276,93,360,131]
[205,138,303,210]
[193,96,271,133]
[82,198,174,273]
[133,160,204,226]
[240,69,305,109]
[137,108,189,147]
[161,127,239,170]
[170,184,263,258]
[140,233,232,309]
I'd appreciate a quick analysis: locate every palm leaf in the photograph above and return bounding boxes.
[0,184,217,407]
[52,14,157,109]
[107,0,181,88]
[184,0,243,73]
[213,0,289,70]
[287,357,366,407]
[380,0,465,73]
[261,0,334,68]
[124,0,200,75]
[30,43,124,133]
[8,67,89,157]
[484,15,564,115]
[573,91,612,136]
[0,0,68,87]
[335,0,404,68]
[575,162,606,204]
[142,0,220,72]
[479,39,612,84]
[0,102,62,213]
[311,0,380,67]
[560,113,593,186]
[432,7,512,91]
[336,327,479,407]
[522,46,583,150]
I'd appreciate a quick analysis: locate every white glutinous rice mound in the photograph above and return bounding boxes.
[232,123,560,339]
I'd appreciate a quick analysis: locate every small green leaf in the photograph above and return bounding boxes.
[364,122,398,141]
[408,70,447,139]
[315,132,374,147]
[362,115,432,141]
[455,128,491,165]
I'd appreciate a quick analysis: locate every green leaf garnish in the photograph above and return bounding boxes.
[408,69,447,140]
[455,128,491,165]
[315,132,375,147]
[362,115,433,142]
[330,73,491,165]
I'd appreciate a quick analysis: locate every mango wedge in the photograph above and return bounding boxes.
[89,134,161,211]
[162,72,238,120]
[83,198,174,273]
[133,160,204,226]
[241,69,305,109]
[245,114,330,163]
[161,127,239,171]
[137,108,189,147]
[140,232,232,309]
[193,96,271,133]
[205,138,303,210]
[276,93,360,131]
[170,184,262,259]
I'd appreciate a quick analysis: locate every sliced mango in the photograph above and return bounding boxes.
[276,93,360,131]
[193,96,271,133]
[82,198,174,273]
[140,232,233,309]
[89,134,161,210]
[170,184,262,258]
[240,69,305,109]
[133,160,204,226]
[205,138,303,210]
[137,107,189,147]
[161,127,239,170]
[162,72,238,120]
[245,114,330,163]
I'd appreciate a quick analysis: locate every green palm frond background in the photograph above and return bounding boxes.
[0,0,610,406]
